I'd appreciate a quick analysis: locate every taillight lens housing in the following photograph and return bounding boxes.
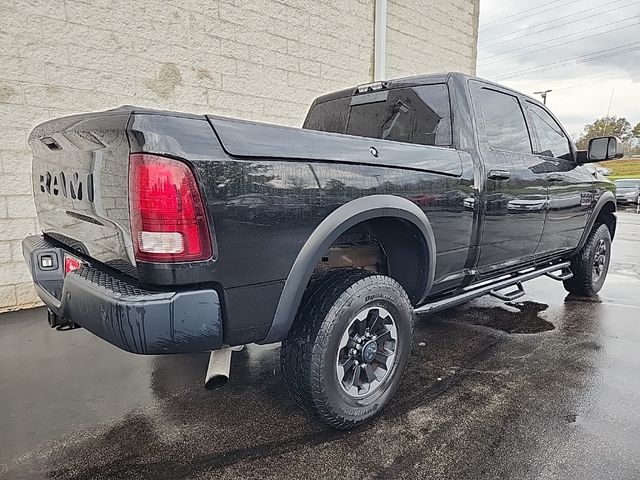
[129,153,213,262]
[64,254,82,275]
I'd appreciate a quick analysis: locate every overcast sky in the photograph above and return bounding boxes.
[477,0,640,139]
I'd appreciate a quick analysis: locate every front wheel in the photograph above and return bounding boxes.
[280,269,414,430]
[563,223,612,296]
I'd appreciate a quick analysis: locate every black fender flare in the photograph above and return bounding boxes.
[573,191,616,254]
[261,195,436,344]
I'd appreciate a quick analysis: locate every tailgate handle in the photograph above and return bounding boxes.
[41,137,62,151]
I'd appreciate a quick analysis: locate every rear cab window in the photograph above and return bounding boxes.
[303,97,350,134]
[303,84,453,147]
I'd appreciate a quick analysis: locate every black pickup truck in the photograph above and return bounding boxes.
[23,72,622,429]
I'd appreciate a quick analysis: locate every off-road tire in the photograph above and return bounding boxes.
[563,223,612,296]
[280,268,414,430]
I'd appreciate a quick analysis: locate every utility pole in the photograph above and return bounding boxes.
[533,89,552,105]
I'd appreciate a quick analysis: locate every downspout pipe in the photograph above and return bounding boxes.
[374,0,387,81]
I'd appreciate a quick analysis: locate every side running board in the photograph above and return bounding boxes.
[490,282,525,302]
[414,261,571,314]
[545,266,573,281]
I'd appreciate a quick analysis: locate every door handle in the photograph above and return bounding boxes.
[487,169,510,180]
[547,173,564,182]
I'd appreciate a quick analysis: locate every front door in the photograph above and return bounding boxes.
[470,83,548,275]
[524,101,595,254]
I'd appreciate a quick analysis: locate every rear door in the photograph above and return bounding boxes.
[470,82,548,274]
[524,101,596,254]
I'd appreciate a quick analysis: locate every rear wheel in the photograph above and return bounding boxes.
[280,269,413,430]
[563,223,611,296]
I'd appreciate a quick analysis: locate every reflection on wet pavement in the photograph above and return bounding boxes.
[1,213,639,480]
[455,300,555,333]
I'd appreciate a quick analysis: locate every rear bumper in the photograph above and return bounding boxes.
[22,235,223,355]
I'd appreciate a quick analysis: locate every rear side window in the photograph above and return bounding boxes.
[526,102,572,160]
[303,84,452,147]
[478,88,532,154]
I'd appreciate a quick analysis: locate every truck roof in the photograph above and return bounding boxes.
[311,72,539,108]
[312,72,464,105]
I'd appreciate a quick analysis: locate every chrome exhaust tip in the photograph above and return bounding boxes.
[204,348,233,390]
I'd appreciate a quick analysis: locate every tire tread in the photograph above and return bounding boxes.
[563,223,611,296]
[280,268,412,429]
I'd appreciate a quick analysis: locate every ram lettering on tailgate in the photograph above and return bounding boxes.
[39,171,94,202]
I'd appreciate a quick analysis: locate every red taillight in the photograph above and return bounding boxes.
[129,153,213,262]
[64,254,82,275]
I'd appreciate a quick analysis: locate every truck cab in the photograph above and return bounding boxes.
[304,73,614,279]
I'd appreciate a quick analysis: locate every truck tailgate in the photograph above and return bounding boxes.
[29,109,136,274]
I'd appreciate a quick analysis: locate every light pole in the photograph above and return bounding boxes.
[533,89,552,105]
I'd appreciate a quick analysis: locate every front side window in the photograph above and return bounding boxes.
[526,102,572,160]
[477,88,532,154]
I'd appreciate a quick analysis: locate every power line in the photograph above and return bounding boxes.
[493,38,640,77]
[482,0,639,47]
[551,76,624,92]
[496,74,625,95]
[481,0,632,43]
[481,20,640,67]
[495,42,640,80]
[481,0,564,27]
[481,0,638,45]
[481,0,581,30]
[497,44,640,80]
[481,17,639,63]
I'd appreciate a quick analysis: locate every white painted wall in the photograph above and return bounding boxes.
[0,0,479,312]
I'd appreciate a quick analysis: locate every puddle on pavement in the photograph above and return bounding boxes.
[459,300,555,334]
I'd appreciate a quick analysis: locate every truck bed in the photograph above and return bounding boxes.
[29,107,469,285]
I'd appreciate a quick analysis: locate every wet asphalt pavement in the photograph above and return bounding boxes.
[1,212,639,480]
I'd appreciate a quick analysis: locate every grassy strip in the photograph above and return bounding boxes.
[607,175,640,181]
[600,158,640,177]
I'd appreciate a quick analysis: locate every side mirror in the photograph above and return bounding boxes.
[586,136,624,162]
